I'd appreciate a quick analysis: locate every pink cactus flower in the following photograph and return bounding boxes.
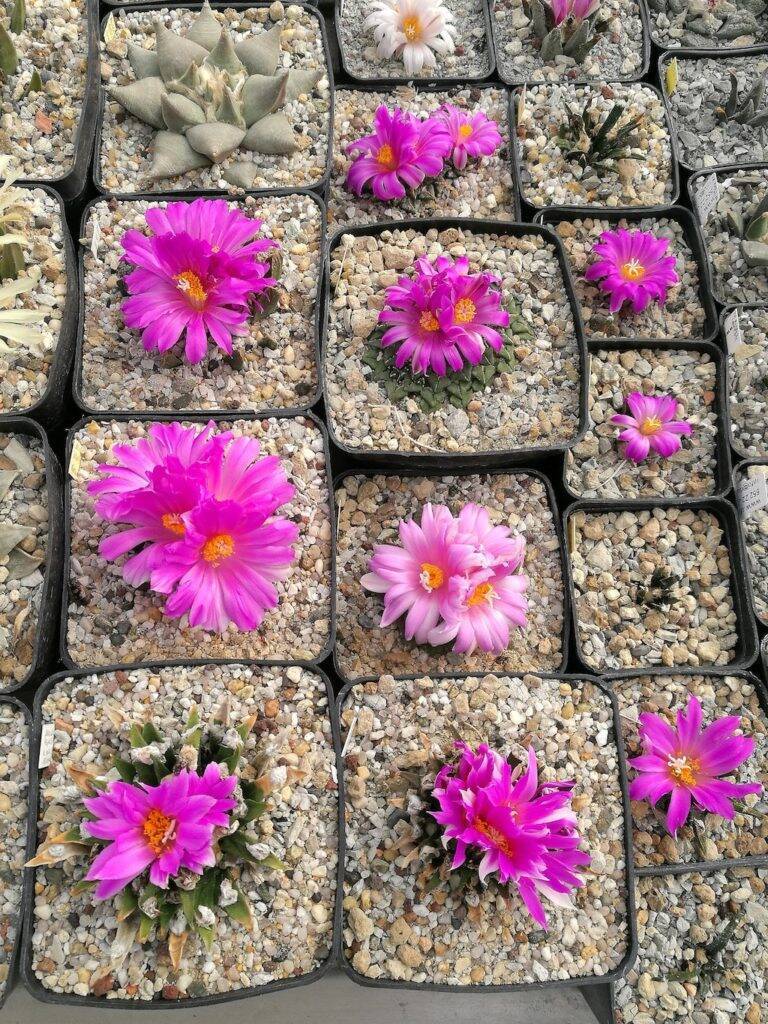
[346,105,450,201]
[83,763,237,899]
[547,0,601,24]
[611,392,693,463]
[428,568,529,655]
[379,253,510,376]
[584,228,680,314]
[431,743,590,927]
[121,198,277,363]
[628,695,763,836]
[436,104,503,170]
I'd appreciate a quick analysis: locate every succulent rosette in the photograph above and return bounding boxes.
[585,228,680,315]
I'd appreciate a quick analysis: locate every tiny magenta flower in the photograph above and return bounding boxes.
[628,695,763,836]
[83,763,237,899]
[611,392,693,463]
[436,104,503,170]
[584,228,679,314]
[363,0,457,75]
[548,0,601,24]
[431,743,590,927]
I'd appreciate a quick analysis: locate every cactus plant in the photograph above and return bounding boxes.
[9,0,24,35]
[527,0,608,63]
[107,2,322,187]
[0,157,29,283]
[0,276,45,356]
[726,192,768,268]
[0,22,18,76]
[716,70,768,128]
[554,99,646,172]
[649,0,767,46]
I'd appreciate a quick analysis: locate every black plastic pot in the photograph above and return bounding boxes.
[0,694,32,1013]
[511,83,682,216]
[336,670,638,994]
[72,189,326,417]
[658,46,768,174]
[332,464,572,685]
[490,0,651,88]
[0,418,63,696]
[60,410,336,670]
[563,496,760,680]
[645,0,768,53]
[20,660,344,1008]
[93,3,334,199]
[719,304,768,461]
[534,205,719,348]
[732,458,768,627]
[561,338,733,503]
[333,0,496,86]
[321,218,589,467]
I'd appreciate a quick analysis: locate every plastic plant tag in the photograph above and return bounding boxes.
[38,722,55,769]
[666,57,679,96]
[695,174,720,223]
[739,473,768,517]
[724,309,744,354]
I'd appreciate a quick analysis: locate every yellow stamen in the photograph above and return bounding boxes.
[142,807,176,855]
[454,298,476,324]
[467,581,494,607]
[174,270,207,309]
[458,123,473,138]
[474,816,515,858]
[376,143,397,171]
[402,14,421,40]
[639,416,662,437]
[419,309,440,332]
[202,532,235,566]
[161,512,186,536]
[620,258,646,282]
[667,755,700,788]
[419,562,444,592]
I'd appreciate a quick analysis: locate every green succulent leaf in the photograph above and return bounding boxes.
[223,885,254,930]
[113,756,137,783]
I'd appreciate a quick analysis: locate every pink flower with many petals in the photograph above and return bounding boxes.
[83,763,237,899]
[611,392,693,463]
[547,0,601,24]
[431,742,590,927]
[428,569,529,655]
[584,228,679,314]
[436,104,502,170]
[121,198,277,363]
[379,253,510,376]
[628,695,763,836]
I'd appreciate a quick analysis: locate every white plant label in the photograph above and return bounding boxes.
[695,174,720,223]
[739,474,768,517]
[38,722,55,769]
[724,309,744,353]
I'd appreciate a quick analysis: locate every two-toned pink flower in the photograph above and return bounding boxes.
[611,392,693,463]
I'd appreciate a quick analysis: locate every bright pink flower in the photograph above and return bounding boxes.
[584,228,679,314]
[436,104,502,170]
[428,568,529,654]
[346,105,450,201]
[431,743,590,928]
[611,392,693,463]
[457,503,525,574]
[628,696,763,836]
[379,254,510,376]
[121,198,277,363]
[548,0,601,23]
[83,763,237,899]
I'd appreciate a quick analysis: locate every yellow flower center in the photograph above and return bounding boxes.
[376,143,398,171]
[202,532,235,565]
[474,816,515,858]
[639,416,662,437]
[419,562,444,591]
[467,581,494,607]
[620,259,646,282]
[458,123,473,139]
[402,14,422,40]
[142,807,177,855]
[174,270,207,310]
[161,512,186,536]
[667,755,700,788]
[419,309,440,332]
[454,298,476,324]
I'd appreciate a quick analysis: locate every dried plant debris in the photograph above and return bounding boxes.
[727,306,768,459]
[648,0,768,48]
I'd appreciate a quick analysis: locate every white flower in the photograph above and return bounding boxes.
[364,0,457,75]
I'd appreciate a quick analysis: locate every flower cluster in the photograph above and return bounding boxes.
[346,104,502,202]
[361,503,528,655]
[629,695,762,837]
[363,0,457,75]
[611,392,693,463]
[121,198,278,364]
[88,422,298,633]
[431,742,590,927]
[377,253,510,377]
[585,228,679,315]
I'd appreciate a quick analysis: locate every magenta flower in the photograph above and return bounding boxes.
[611,392,693,463]
[83,763,237,899]
[436,104,502,170]
[379,254,510,376]
[431,743,590,927]
[547,0,601,24]
[584,229,679,314]
[428,569,529,655]
[121,198,277,363]
[628,696,763,836]
[346,105,450,201]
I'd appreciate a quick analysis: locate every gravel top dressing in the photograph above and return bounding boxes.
[570,506,740,672]
[492,0,645,86]
[662,53,768,171]
[99,5,330,194]
[548,215,709,342]
[340,673,630,986]
[79,194,321,414]
[614,867,768,1024]
[0,433,50,691]
[324,225,582,456]
[734,463,768,624]
[327,87,515,230]
[336,0,491,81]
[565,347,720,501]
[335,473,566,681]
[729,306,768,458]
[66,417,332,667]
[29,664,337,1000]
[516,82,675,209]
[0,702,28,1004]
[647,0,768,48]
[613,672,768,868]
[0,0,90,181]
